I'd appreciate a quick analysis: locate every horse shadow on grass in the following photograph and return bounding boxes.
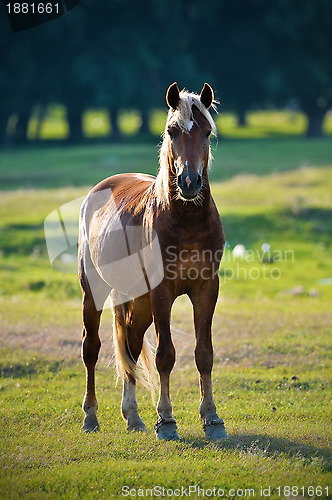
[181,434,331,470]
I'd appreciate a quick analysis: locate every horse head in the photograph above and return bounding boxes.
[165,82,215,201]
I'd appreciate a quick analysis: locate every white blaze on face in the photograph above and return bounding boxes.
[187,120,194,132]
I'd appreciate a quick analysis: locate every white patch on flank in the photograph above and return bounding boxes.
[187,120,194,131]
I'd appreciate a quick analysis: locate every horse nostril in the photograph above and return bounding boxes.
[178,173,201,194]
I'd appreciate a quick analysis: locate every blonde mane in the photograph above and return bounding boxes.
[167,90,217,136]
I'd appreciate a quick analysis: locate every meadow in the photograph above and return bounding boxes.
[0,115,331,498]
[24,106,332,141]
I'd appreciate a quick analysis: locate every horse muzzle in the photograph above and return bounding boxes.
[177,171,202,200]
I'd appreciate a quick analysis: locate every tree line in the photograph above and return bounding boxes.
[0,0,331,145]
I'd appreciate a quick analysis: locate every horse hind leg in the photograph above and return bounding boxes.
[81,288,102,432]
[112,293,153,432]
[121,377,146,432]
[79,239,111,432]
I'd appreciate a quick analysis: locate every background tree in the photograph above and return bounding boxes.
[264,0,332,137]
[0,0,331,145]
[196,0,271,127]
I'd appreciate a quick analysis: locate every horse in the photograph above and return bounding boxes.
[78,82,227,440]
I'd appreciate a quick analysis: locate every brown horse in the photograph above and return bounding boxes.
[78,83,227,440]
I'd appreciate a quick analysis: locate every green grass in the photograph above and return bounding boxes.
[0,309,331,498]
[216,109,331,138]
[0,138,331,498]
[1,137,332,190]
[24,106,332,141]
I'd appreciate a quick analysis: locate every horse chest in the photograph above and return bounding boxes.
[163,241,222,285]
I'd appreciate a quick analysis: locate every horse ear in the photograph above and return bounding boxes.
[166,82,180,110]
[200,83,214,109]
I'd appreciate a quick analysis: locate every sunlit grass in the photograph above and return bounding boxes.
[27,104,69,140]
[117,110,142,136]
[1,137,332,191]
[23,105,332,141]
[149,109,167,136]
[83,109,111,137]
[0,311,331,497]
[0,142,331,498]
[216,110,308,138]
[1,166,331,302]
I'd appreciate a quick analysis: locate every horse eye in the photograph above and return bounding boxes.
[206,130,211,138]
[167,128,175,139]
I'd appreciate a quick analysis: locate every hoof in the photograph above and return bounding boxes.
[155,416,180,441]
[124,413,146,432]
[82,414,100,433]
[203,419,227,440]
[127,422,147,432]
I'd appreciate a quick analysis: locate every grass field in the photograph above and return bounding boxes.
[0,134,331,498]
[23,106,332,141]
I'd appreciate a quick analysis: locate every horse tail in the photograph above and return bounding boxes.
[111,291,156,401]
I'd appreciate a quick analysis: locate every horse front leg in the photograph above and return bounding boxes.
[152,289,179,440]
[190,278,227,439]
